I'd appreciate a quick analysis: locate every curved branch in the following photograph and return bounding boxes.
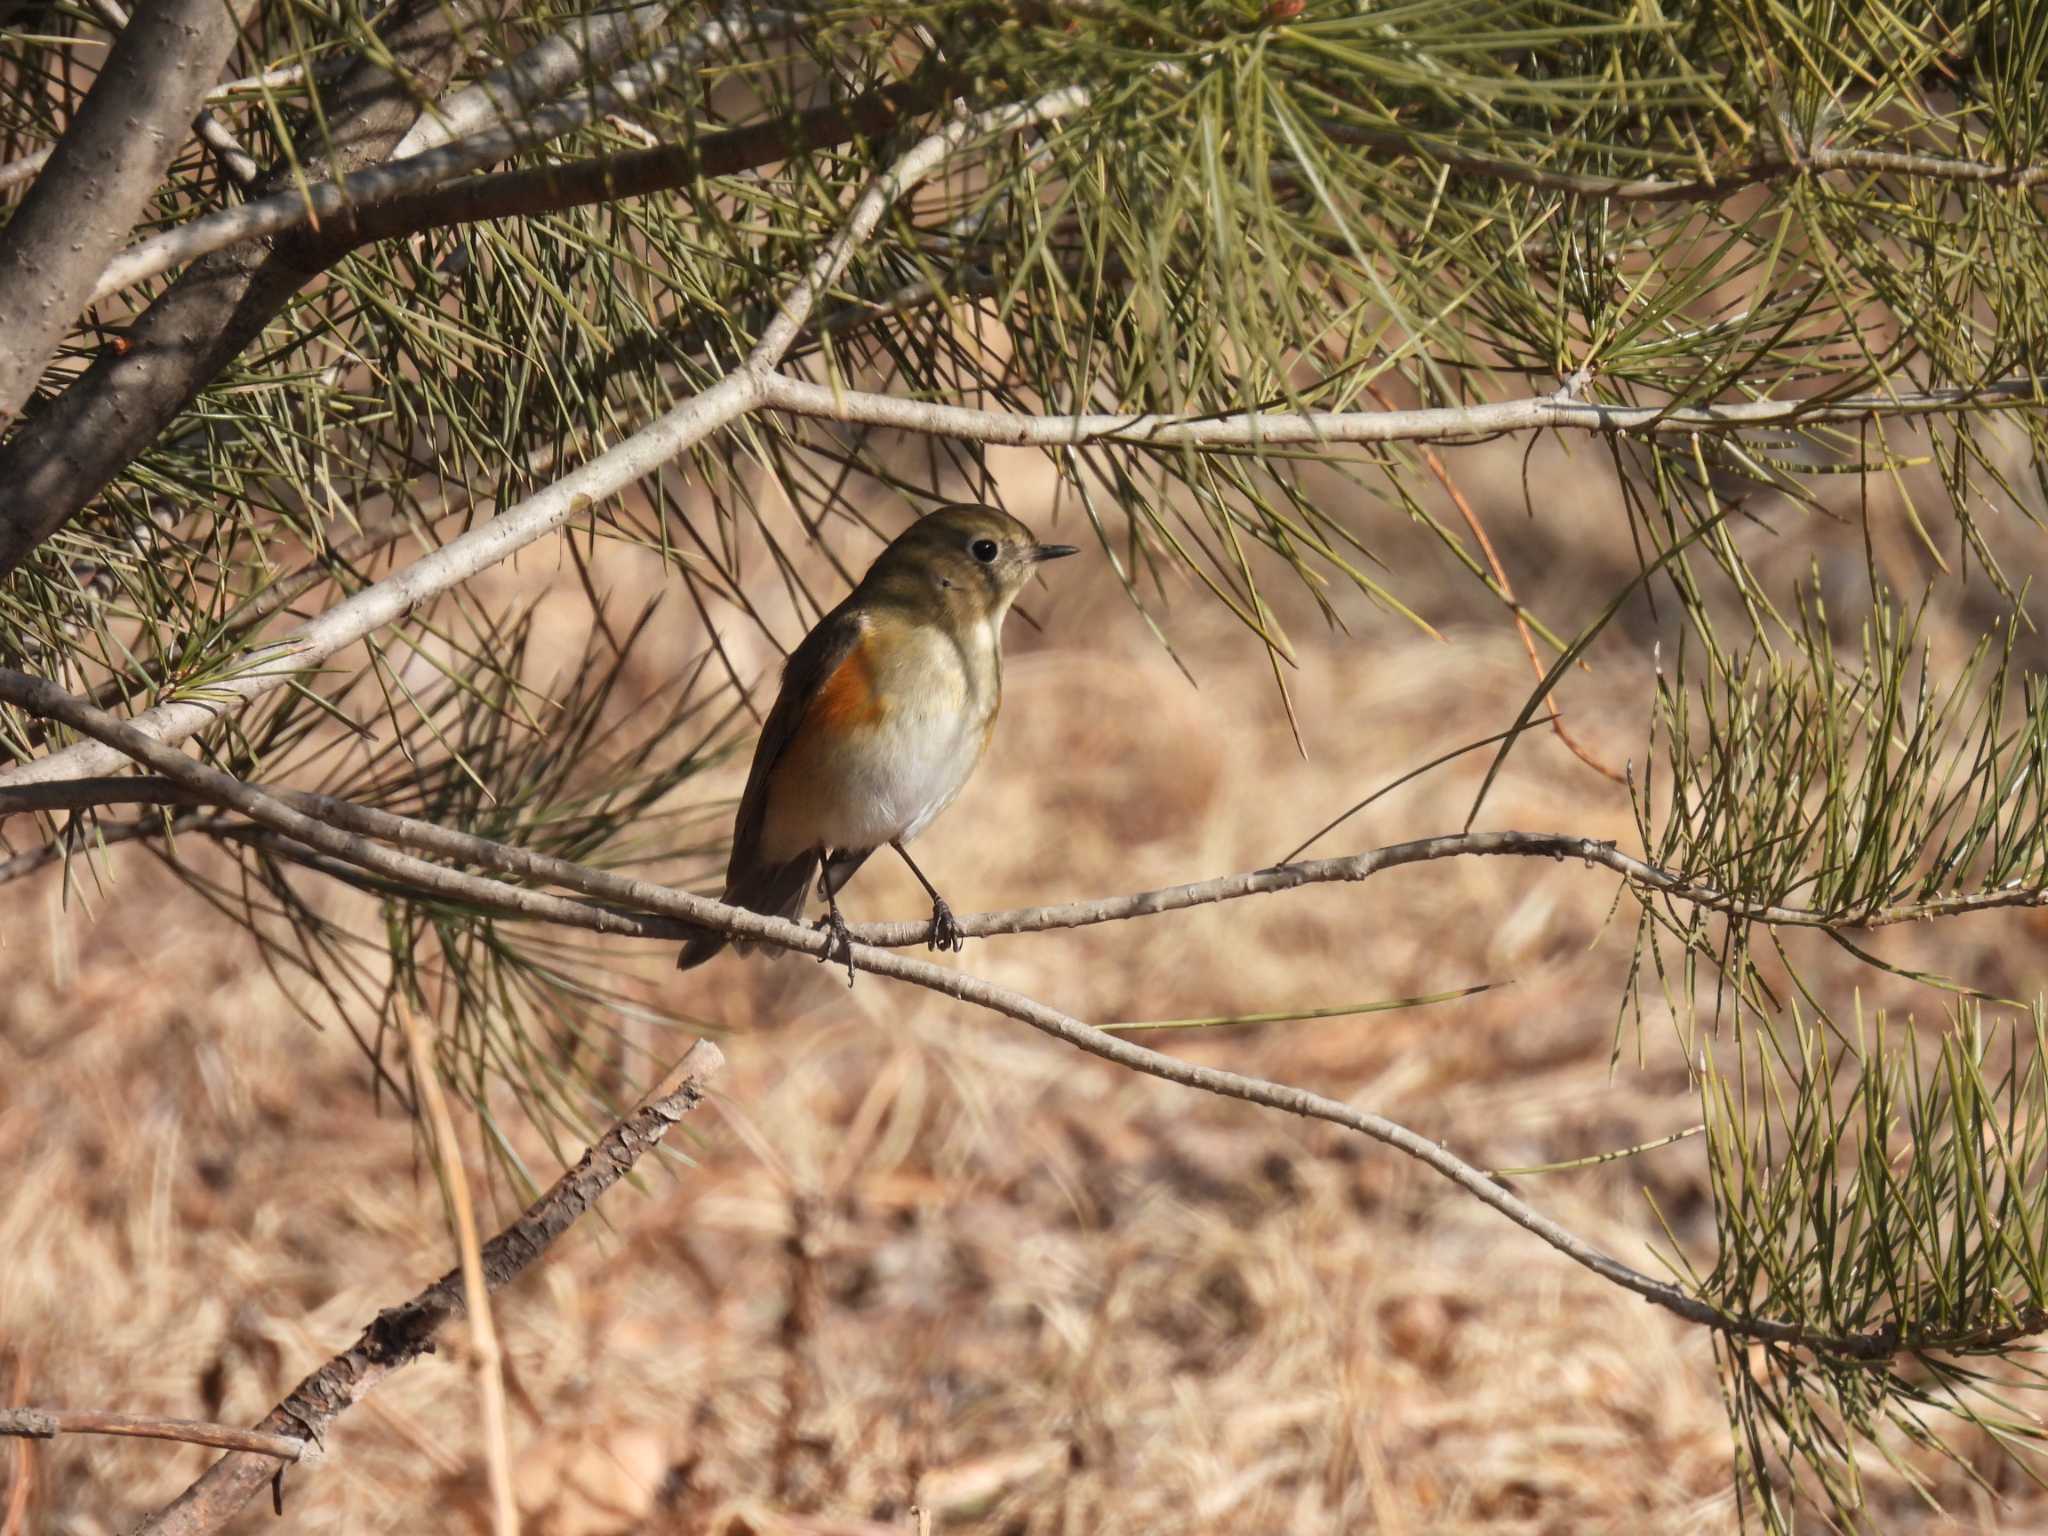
[3,666,2029,1371]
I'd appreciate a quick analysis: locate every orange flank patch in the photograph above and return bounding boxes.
[805,633,886,734]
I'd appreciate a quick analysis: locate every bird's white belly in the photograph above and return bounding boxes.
[807,701,984,851]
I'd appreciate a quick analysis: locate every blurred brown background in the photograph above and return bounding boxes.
[6,438,2048,1534]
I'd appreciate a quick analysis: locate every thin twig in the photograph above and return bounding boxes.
[0,1408,303,1462]
[7,364,2036,796]
[1320,120,2048,201]
[134,1039,723,1536]
[397,1002,517,1536]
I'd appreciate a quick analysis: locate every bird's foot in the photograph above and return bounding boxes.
[926,896,964,953]
[814,906,856,986]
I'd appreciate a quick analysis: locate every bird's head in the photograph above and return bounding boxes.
[860,504,1079,625]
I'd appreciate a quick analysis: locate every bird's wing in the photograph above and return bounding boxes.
[726,601,868,883]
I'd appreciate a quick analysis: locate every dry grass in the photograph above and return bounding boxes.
[5,444,2047,1534]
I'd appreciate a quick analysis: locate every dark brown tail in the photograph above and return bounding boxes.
[676,851,819,970]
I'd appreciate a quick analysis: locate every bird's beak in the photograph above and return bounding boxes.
[1030,543,1080,563]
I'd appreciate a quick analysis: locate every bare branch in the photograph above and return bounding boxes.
[339,79,945,245]
[0,667,746,942]
[11,779,2044,938]
[0,1408,303,1461]
[757,373,2048,448]
[1,673,2030,1371]
[135,1038,724,1536]
[390,2,799,158]
[0,0,243,427]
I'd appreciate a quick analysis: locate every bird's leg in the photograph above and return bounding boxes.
[812,847,856,986]
[891,840,963,953]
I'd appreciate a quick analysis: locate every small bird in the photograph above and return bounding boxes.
[677,504,1078,978]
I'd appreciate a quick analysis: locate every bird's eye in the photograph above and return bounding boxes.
[970,538,999,563]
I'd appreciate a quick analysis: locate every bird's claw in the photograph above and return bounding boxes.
[926,897,964,953]
[814,908,856,986]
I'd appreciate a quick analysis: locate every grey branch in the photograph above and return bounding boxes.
[0,1407,302,1461]
[0,57,335,197]
[5,343,2035,794]
[5,350,2036,790]
[757,372,2048,448]
[0,668,2024,1370]
[0,0,243,427]
[7,778,2041,937]
[134,1039,724,1536]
